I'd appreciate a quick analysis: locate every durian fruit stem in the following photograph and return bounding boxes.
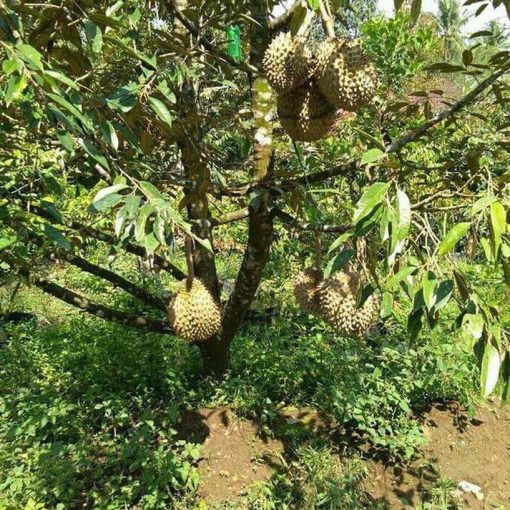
[185,236,194,290]
[295,7,315,38]
[318,0,335,39]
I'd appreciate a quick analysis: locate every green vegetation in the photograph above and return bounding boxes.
[1,0,510,508]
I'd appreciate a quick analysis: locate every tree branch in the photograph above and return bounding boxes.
[62,253,169,310]
[274,208,352,233]
[269,0,300,31]
[210,207,250,226]
[384,63,510,154]
[162,0,257,75]
[12,267,172,334]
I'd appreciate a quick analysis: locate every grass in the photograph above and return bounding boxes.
[0,255,505,509]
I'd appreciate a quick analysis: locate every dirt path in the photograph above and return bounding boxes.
[365,403,510,509]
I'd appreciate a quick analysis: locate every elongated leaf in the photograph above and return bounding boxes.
[361,148,385,165]
[15,43,43,70]
[480,342,500,397]
[43,224,71,250]
[140,181,165,201]
[83,20,103,53]
[438,222,471,255]
[422,271,438,311]
[380,292,393,319]
[490,201,506,260]
[434,280,454,311]
[410,0,422,23]
[135,204,155,243]
[5,74,27,106]
[44,70,79,90]
[0,237,16,251]
[463,313,485,340]
[46,92,89,129]
[325,249,355,278]
[115,205,128,237]
[396,189,411,241]
[148,97,172,127]
[353,182,390,225]
[99,121,119,151]
[93,183,127,207]
[472,195,496,214]
[80,139,110,170]
[388,265,417,288]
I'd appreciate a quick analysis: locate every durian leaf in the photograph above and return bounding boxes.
[480,341,500,398]
[354,183,389,225]
[438,222,471,255]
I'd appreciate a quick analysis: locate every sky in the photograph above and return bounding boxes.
[273,0,510,34]
[377,0,510,33]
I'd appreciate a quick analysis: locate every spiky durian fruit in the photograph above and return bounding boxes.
[317,271,379,337]
[263,32,313,93]
[293,266,324,314]
[277,82,342,142]
[315,38,377,112]
[168,279,221,342]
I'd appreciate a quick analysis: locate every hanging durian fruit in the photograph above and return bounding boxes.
[315,38,377,112]
[317,270,379,337]
[293,266,324,314]
[168,238,221,342]
[277,82,341,142]
[263,32,313,93]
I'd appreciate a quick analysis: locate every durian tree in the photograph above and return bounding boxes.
[1,0,510,399]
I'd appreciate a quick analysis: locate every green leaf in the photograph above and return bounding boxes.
[387,265,417,288]
[360,148,385,165]
[462,313,485,340]
[148,96,172,127]
[15,44,43,70]
[43,224,71,250]
[353,182,390,225]
[5,73,27,106]
[46,92,89,129]
[0,236,16,251]
[114,206,128,237]
[422,271,438,311]
[2,59,22,76]
[380,292,393,319]
[99,121,119,151]
[434,280,454,311]
[395,190,411,241]
[140,181,165,201]
[93,183,128,204]
[324,249,355,278]
[328,231,352,254]
[80,139,110,170]
[306,0,320,9]
[480,342,500,398]
[153,215,166,245]
[438,222,471,256]
[56,130,75,152]
[135,204,156,243]
[490,201,506,260]
[83,20,103,53]
[472,195,496,215]
[144,231,159,256]
[44,70,79,91]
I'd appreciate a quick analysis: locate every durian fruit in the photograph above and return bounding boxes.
[277,82,342,142]
[293,266,324,314]
[168,278,221,342]
[317,271,379,337]
[263,32,313,93]
[315,38,377,112]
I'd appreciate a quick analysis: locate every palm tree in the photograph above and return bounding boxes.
[484,20,509,48]
[436,0,467,59]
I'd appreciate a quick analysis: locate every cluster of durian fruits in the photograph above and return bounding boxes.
[263,32,377,142]
[293,265,379,337]
[168,278,222,343]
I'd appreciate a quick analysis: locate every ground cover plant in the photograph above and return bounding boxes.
[1,0,510,508]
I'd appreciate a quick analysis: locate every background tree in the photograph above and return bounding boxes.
[436,0,467,59]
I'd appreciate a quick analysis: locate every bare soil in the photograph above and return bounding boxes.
[176,407,283,505]
[365,402,510,509]
[178,403,510,508]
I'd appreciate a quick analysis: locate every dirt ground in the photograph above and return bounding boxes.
[177,407,283,504]
[178,403,510,509]
[365,402,510,509]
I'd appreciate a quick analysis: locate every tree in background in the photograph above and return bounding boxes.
[0,0,509,402]
[436,0,467,59]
